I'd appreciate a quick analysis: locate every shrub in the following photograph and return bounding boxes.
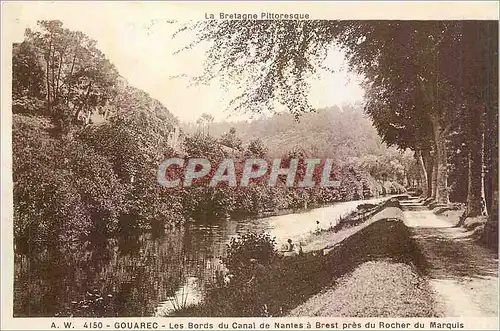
[223,233,276,275]
[385,198,402,209]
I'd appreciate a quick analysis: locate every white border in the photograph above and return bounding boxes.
[2,1,499,330]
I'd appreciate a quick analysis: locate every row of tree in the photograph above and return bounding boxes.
[179,20,498,247]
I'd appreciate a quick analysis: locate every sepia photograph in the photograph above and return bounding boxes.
[1,1,499,327]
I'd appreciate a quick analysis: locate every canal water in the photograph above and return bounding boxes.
[13,197,389,317]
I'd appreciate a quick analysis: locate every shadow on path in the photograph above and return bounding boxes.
[402,199,499,317]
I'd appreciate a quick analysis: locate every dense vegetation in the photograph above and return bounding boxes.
[13,21,407,259]
[177,20,498,248]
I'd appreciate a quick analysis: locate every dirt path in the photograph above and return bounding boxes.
[401,198,499,317]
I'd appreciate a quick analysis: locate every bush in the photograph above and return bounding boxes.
[223,233,276,275]
[384,198,402,209]
[389,181,407,194]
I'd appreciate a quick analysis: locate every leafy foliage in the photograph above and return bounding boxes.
[219,127,243,150]
[13,115,127,253]
[15,20,120,129]
[223,233,276,275]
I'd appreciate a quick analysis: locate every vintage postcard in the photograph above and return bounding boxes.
[1,1,499,330]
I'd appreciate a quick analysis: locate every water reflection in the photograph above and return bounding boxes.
[155,277,204,316]
[14,197,388,317]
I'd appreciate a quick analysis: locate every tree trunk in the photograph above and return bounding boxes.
[431,150,438,199]
[484,108,495,218]
[484,104,498,224]
[46,57,51,113]
[64,53,77,106]
[483,128,498,247]
[46,37,52,113]
[480,133,487,216]
[462,21,487,218]
[50,42,56,108]
[422,149,433,198]
[54,46,68,105]
[431,116,449,204]
[74,81,92,122]
[481,22,498,247]
[482,129,498,247]
[415,149,428,197]
[465,105,483,217]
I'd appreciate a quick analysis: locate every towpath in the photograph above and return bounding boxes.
[401,197,499,317]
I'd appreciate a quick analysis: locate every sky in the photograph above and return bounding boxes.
[7,2,365,123]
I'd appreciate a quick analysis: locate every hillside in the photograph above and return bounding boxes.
[181,106,418,189]
[182,105,395,161]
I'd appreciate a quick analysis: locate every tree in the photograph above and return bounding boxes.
[361,58,435,197]
[220,127,243,150]
[460,22,498,245]
[245,139,268,158]
[23,20,119,128]
[196,113,214,135]
[12,41,45,113]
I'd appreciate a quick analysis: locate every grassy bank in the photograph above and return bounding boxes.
[288,260,437,317]
[171,197,435,317]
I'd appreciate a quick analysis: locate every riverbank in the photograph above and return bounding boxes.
[288,260,437,317]
[171,196,439,317]
[300,196,405,253]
